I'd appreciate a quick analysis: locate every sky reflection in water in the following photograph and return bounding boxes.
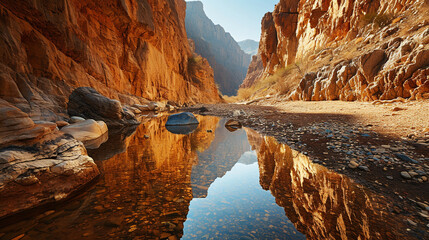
[184,150,305,239]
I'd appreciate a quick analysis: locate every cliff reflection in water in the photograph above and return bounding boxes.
[0,116,417,240]
[247,129,413,240]
[87,115,220,239]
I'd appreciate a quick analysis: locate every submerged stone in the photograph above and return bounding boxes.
[166,124,198,135]
[165,112,199,126]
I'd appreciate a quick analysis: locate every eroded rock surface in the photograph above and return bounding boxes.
[0,132,99,218]
[0,97,99,218]
[246,0,428,101]
[0,0,221,122]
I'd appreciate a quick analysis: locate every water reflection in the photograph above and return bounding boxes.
[0,116,418,240]
[246,129,415,240]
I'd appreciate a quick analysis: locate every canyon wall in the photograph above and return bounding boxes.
[185,1,251,96]
[0,0,221,121]
[245,0,429,101]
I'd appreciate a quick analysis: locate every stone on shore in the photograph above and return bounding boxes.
[67,87,139,126]
[165,112,199,126]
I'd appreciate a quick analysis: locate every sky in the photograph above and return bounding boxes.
[186,0,278,42]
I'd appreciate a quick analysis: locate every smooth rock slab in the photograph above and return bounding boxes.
[165,112,199,126]
[61,119,108,142]
[0,133,99,218]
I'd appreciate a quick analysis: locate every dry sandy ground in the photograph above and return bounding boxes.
[255,99,429,140]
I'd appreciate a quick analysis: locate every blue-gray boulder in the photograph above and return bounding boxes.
[166,124,199,135]
[165,112,199,126]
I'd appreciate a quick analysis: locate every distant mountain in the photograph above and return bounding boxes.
[185,1,251,96]
[238,40,259,56]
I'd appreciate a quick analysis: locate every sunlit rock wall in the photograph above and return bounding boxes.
[0,0,221,121]
[247,0,428,101]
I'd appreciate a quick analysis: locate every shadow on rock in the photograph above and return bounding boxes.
[87,125,139,161]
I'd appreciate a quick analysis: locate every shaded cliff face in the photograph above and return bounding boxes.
[185,1,251,96]
[245,0,428,101]
[246,129,419,240]
[0,0,221,121]
[238,39,259,56]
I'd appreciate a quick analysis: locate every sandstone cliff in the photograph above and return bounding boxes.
[0,0,222,219]
[0,0,221,122]
[186,1,251,96]
[243,0,429,101]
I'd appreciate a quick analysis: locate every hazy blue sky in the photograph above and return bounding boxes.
[186,0,278,42]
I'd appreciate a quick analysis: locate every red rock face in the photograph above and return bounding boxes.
[241,54,264,89]
[0,0,221,120]
[249,0,428,101]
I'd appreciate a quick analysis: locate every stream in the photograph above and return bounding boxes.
[0,115,415,239]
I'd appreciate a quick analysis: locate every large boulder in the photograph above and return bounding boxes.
[60,119,108,148]
[165,112,199,126]
[67,87,139,126]
[0,132,99,219]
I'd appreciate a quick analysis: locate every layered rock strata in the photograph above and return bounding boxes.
[0,0,221,122]
[246,0,428,101]
[0,100,99,218]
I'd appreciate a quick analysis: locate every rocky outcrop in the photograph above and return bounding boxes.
[0,100,57,148]
[0,0,221,122]
[186,1,251,96]
[241,54,264,88]
[238,39,259,56]
[0,101,99,218]
[68,87,139,126]
[290,35,429,101]
[246,0,428,101]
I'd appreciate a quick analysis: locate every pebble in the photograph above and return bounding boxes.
[401,171,412,179]
[418,212,429,219]
[407,219,417,226]
[359,166,370,172]
[386,176,394,180]
[417,204,429,214]
[348,161,359,169]
[395,153,419,164]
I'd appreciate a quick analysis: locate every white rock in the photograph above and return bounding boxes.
[61,119,108,142]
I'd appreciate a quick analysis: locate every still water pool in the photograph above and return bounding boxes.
[0,115,412,239]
